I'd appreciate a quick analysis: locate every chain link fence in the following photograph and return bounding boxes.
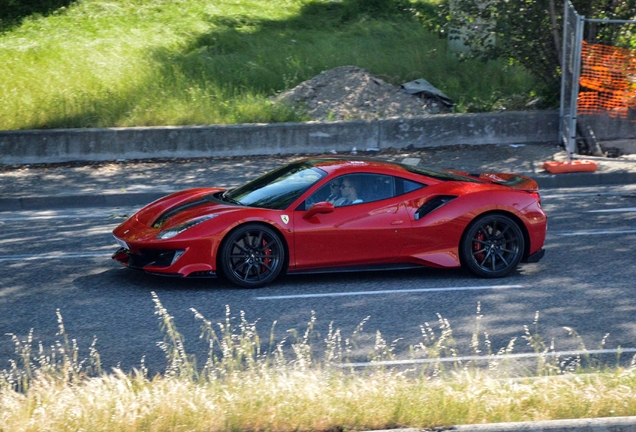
[560,1,636,160]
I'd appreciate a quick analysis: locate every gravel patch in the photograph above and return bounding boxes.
[273,65,451,121]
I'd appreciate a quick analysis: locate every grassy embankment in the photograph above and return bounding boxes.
[0,0,538,130]
[1,294,635,431]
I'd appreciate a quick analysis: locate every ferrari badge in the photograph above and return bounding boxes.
[281,215,289,225]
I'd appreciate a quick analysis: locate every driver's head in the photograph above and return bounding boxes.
[329,180,342,196]
[341,178,359,199]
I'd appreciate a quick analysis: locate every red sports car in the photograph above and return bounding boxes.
[112,157,546,288]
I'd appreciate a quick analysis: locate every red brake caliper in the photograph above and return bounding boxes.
[474,232,485,261]
[262,238,271,273]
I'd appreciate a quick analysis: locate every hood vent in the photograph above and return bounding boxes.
[152,197,210,229]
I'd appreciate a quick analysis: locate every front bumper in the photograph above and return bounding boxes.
[112,247,183,269]
[112,247,217,278]
[523,248,545,263]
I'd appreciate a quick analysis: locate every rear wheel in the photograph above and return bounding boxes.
[219,224,285,288]
[460,214,524,278]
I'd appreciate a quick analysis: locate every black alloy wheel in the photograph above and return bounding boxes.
[219,224,285,288]
[460,214,525,278]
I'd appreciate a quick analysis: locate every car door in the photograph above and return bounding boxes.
[292,173,412,271]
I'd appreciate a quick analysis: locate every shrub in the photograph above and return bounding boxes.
[442,0,636,103]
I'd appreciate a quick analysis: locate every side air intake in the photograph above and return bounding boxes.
[414,195,457,220]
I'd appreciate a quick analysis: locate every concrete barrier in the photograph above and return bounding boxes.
[578,113,636,154]
[0,111,561,165]
[579,113,636,141]
[380,111,559,148]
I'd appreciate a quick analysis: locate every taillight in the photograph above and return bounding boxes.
[529,192,542,207]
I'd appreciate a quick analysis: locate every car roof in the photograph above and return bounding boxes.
[300,156,483,183]
[305,156,406,172]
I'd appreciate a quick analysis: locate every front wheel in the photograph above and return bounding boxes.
[460,214,525,278]
[219,224,285,288]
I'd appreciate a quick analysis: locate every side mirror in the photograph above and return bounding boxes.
[303,201,334,219]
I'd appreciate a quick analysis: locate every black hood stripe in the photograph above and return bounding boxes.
[152,197,210,228]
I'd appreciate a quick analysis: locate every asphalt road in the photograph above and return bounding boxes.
[1,184,635,376]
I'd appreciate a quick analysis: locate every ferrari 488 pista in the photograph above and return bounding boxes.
[112,157,546,287]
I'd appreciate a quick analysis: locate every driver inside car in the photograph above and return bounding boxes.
[338,178,363,206]
[325,179,345,205]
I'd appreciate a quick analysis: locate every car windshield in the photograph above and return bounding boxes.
[224,162,327,209]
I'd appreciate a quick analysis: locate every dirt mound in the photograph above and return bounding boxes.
[274,66,449,121]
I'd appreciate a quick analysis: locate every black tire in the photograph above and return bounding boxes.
[460,214,525,278]
[219,224,285,288]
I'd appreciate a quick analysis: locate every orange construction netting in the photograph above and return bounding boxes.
[578,40,636,118]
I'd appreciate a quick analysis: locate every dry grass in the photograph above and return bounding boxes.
[1,294,635,431]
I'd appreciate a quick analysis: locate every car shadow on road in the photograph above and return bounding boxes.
[73,264,533,294]
[73,268,239,293]
[275,266,528,288]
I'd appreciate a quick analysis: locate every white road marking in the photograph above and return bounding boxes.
[0,209,133,222]
[542,192,623,199]
[587,207,636,213]
[255,285,525,300]
[541,185,636,199]
[0,214,121,221]
[0,252,111,262]
[337,348,636,368]
[552,229,636,236]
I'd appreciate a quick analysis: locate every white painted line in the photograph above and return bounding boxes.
[337,348,636,368]
[0,252,111,262]
[542,191,628,199]
[587,207,636,213]
[0,214,116,221]
[255,285,525,300]
[552,229,636,236]
[541,186,636,199]
[0,212,128,222]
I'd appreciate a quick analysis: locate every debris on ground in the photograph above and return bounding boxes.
[401,78,454,108]
[273,66,452,121]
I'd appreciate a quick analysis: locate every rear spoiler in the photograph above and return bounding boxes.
[446,171,539,192]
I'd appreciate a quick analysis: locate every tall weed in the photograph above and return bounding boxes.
[2,292,636,431]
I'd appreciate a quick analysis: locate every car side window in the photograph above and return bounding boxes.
[361,174,395,203]
[303,180,340,209]
[305,173,396,208]
[395,177,426,195]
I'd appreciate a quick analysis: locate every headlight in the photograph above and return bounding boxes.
[156,214,218,240]
[113,235,129,250]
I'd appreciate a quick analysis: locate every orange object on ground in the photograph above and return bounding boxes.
[542,160,598,174]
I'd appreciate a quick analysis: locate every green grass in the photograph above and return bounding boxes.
[0,0,539,130]
[1,294,635,431]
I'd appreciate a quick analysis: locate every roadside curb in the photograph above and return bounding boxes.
[367,416,636,432]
